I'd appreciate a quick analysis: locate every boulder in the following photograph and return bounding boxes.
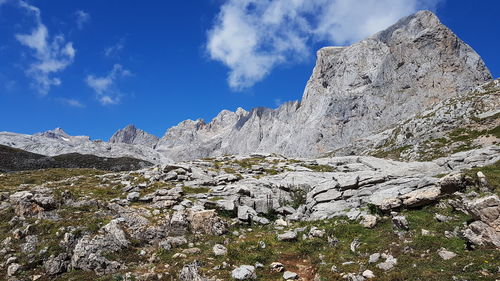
[277,231,297,241]
[439,173,467,194]
[178,261,208,281]
[231,265,257,280]
[283,271,299,280]
[360,215,378,228]
[463,221,500,247]
[71,219,129,274]
[376,255,397,271]
[213,244,228,256]
[391,214,409,230]
[437,248,456,260]
[44,253,69,275]
[7,263,21,277]
[188,210,227,235]
[465,195,500,231]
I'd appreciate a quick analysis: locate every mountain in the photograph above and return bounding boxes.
[0,130,167,163]
[0,10,495,163]
[0,144,152,172]
[1,10,500,280]
[109,124,159,148]
[155,10,492,161]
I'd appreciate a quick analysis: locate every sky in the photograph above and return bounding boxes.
[0,0,499,140]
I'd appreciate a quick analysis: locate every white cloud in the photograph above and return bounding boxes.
[85,64,131,105]
[58,98,85,108]
[207,0,442,90]
[15,0,75,95]
[0,0,8,6]
[104,39,125,58]
[75,10,90,30]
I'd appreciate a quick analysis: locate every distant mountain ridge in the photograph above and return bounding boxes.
[0,10,496,163]
[0,144,152,172]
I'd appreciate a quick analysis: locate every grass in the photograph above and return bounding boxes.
[0,168,106,190]
[301,164,336,172]
[182,185,211,194]
[370,145,412,160]
[463,160,500,193]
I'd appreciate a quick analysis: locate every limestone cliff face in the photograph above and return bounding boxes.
[109,125,159,149]
[155,10,492,161]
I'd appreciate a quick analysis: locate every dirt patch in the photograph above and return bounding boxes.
[279,255,318,281]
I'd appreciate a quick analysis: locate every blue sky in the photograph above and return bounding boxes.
[0,0,499,140]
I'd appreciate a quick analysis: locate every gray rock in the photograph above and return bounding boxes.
[362,270,375,279]
[165,236,188,248]
[437,248,457,260]
[392,214,409,230]
[238,205,257,222]
[44,254,69,275]
[188,210,228,235]
[71,219,129,273]
[368,253,381,264]
[463,221,500,247]
[7,263,21,277]
[277,231,297,241]
[178,261,208,281]
[376,255,397,271]
[270,262,285,272]
[213,244,228,256]
[283,271,298,280]
[127,191,140,202]
[360,215,378,228]
[465,195,500,230]
[231,265,257,280]
[435,214,452,222]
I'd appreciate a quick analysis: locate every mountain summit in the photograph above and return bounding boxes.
[155,10,492,160]
[109,124,159,149]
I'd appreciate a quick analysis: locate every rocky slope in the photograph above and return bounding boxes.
[333,79,500,160]
[0,146,498,280]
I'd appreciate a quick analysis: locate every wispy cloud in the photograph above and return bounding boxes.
[57,98,85,108]
[75,10,90,30]
[15,0,75,95]
[0,0,8,6]
[85,64,131,105]
[104,39,125,58]
[207,0,442,90]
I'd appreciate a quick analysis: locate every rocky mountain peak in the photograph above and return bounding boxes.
[154,10,492,161]
[34,128,70,139]
[110,124,159,149]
